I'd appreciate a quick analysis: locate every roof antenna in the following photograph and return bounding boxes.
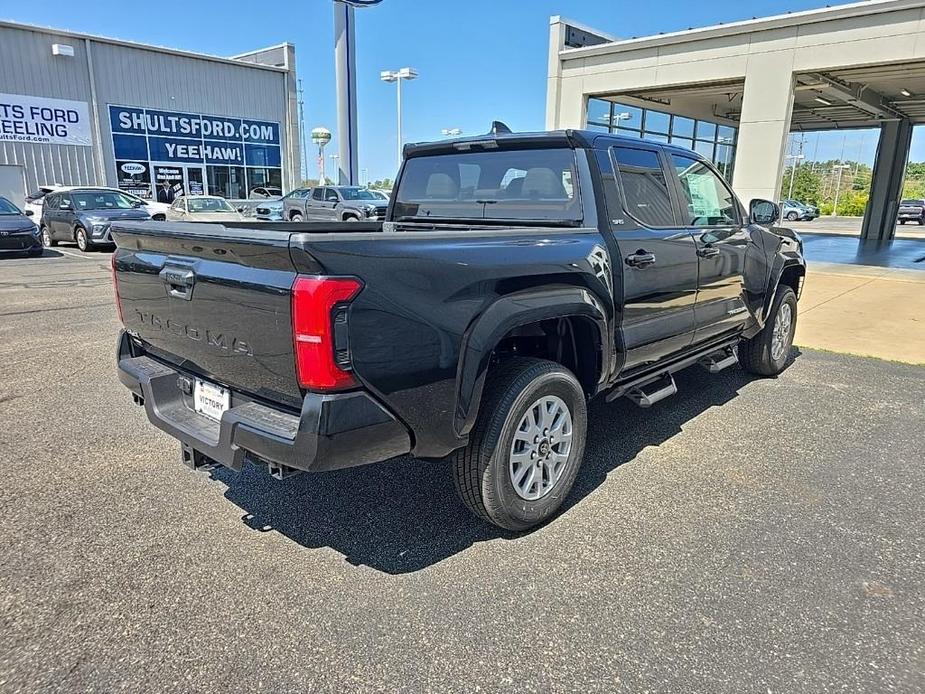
[490,120,513,135]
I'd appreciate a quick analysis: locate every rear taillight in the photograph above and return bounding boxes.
[291,276,362,391]
[111,252,124,324]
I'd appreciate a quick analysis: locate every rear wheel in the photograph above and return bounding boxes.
[41,225,57,247]
[74,226,94,253]
[452,358,587,531]
[739,285,797,376]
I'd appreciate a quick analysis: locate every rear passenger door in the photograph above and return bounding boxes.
[306,187,326,220]
[667,153,750,343]
[600,144,700,372]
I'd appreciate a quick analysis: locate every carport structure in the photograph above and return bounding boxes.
[546,0,925,240]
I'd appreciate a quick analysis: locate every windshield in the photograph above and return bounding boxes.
[72,191,135,211]
[188,197,236,213]
[0,198,22,215]
[393,148,581,224]
[338,187,378,201]
[369,190,388,200]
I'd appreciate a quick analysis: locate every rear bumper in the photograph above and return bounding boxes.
[116,332,411,473]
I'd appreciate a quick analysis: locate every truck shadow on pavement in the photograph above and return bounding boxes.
[210,354,797,574]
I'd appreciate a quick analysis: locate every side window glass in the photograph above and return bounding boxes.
[670,154,738,227]
[593,149,624,228]
[610,146,675,227]
[312,188,324,201]
[325,189,339,202]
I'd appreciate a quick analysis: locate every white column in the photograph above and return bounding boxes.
[730,52,796,206]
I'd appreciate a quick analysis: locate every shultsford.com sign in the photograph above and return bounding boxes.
[0,93,92,146]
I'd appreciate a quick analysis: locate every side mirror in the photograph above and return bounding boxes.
[749,199,779,226]
[132,200,145,208]
[237,206,246,213]
[25,209,33,217]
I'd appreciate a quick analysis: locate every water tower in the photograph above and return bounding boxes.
[311,127,332,183]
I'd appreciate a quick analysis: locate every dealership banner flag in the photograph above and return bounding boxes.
[0,93,92,146]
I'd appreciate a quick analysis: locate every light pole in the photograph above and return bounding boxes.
[831,164,851,216]
[785,153,805,199]
[441,128,462,137]
[380,67,418,168]
[329,154,340,185]
[361,168,368,186]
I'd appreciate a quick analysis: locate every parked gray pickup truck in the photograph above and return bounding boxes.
[282,185,388,222]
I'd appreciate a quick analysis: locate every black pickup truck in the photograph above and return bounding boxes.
[112,130,804,531]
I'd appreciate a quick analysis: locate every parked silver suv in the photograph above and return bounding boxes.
[282,186,388,222]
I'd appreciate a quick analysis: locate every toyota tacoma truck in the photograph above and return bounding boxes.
[112,130,805,531]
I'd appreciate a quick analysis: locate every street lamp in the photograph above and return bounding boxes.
[441,128,462,137]
[785,153,805,199]
[380,67,418,167]
[831,164,851,216]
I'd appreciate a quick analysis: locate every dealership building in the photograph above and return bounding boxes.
[0,20,300,205]
[547,0,925,241]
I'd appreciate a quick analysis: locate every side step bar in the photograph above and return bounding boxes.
[625,374,677,408]
[699,346,738,374]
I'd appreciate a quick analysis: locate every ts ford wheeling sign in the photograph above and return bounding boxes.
[0,93,92,146]
[109,105,281,167]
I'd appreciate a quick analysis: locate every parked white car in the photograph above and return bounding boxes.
[25,185,169,223]
[165,195,244,222]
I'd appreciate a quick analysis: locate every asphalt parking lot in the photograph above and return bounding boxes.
[1,249,923,693]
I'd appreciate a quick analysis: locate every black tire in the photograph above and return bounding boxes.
[899,220,906,225]
[152,214,166,221]
[41,225,57,247]
[74,226,94,252]
[918,217,924,226]
[452,357,587,532]
[290,212,303,222]
[344,215,359,222]
[786,211,798,221]
[739,285,797,377]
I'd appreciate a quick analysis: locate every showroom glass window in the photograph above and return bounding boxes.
[587,100,737,178]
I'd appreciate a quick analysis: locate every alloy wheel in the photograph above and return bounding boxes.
[771,302,793,361]
[509,395,573,501]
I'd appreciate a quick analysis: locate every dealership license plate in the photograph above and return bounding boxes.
[193,379,230,421]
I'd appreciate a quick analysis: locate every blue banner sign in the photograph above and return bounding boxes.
[109,105,280,165]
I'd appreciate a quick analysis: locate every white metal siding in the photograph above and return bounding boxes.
[0,23,297,194]
[0,25,99,191]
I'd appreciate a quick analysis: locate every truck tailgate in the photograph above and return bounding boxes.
[112,221,303,408]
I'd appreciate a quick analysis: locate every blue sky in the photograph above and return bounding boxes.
[5,0,924,181]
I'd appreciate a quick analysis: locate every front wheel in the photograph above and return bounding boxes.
[74,226,93,253]
[452,358,587,531]
[739,285,797,376]
[918,218,924,226]
[41,225,57,247]
[290,212,303,222]
[786,211,798,221]
[900,220,906,225]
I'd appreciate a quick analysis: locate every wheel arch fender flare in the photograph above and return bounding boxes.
[454,286,611,438]
[761,256,805,324]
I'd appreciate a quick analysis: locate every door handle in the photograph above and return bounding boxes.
[159,266,196,301]
[625,251,656,268]
[697,246,720,258]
